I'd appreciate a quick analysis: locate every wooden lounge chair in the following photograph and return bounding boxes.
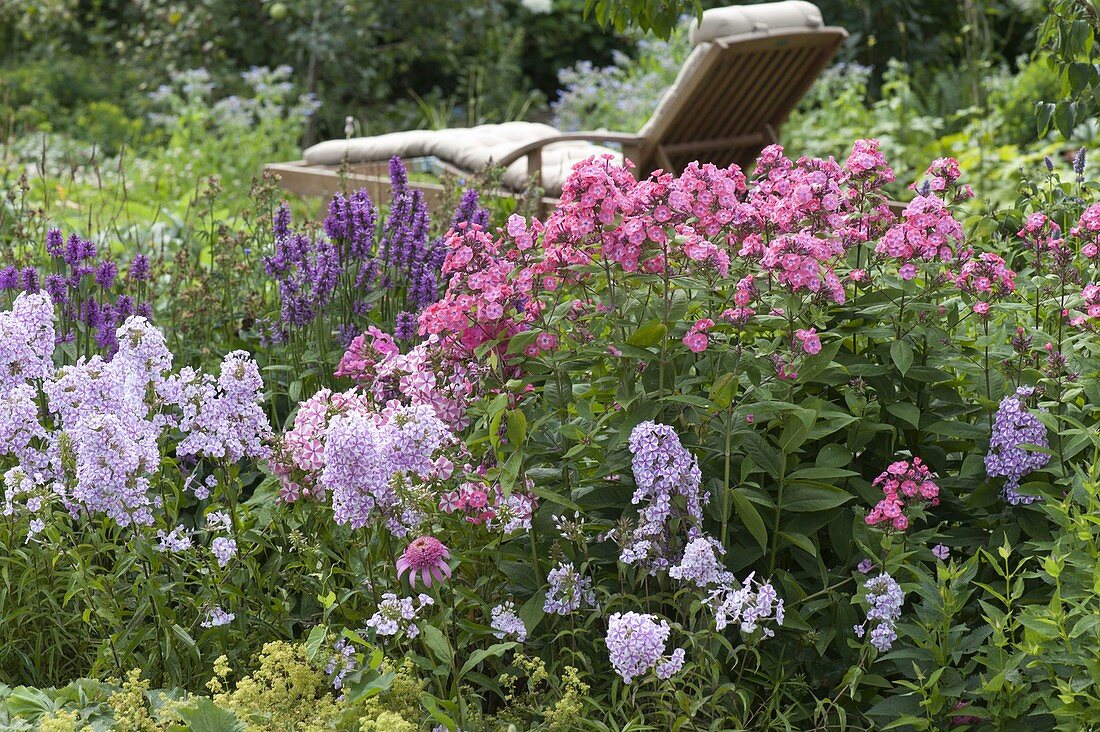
[267,0,847,203]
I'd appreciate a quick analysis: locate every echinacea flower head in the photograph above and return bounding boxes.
[396,536,452,587]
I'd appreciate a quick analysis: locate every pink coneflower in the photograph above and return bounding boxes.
[396,536,452,587]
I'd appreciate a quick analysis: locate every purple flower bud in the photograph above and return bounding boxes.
[44,274,68,305]
[45,229,64,257]
[394,311,417,340]
[128,254,151,282]
[20,267,39,293]
[0,266,19,291]
[95,260,118,290]
[115,295,135,319]
[273,202,292,240]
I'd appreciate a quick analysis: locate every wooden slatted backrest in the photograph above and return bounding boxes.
[634,26,846,176]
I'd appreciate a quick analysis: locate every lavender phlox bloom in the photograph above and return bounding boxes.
[985,386,1049,505]
[854,572,904,652]
[605,611,685,684]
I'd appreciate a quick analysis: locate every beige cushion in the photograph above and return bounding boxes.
[689,1,823,45]
[303,122,622,196]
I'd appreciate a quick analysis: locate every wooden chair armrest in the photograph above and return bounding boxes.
[494,132,644,170]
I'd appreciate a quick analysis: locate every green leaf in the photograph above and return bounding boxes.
[778,531,817,556]
[886,402,920,428]
[787,466,859,480]
[732,490,768,551]
[625,320,668,348]
[890,340,913,375]
[421,625,453,666]
[1036,101,1055,135]
[304,625,327,662]
[1055,100,1077,139]
[344,671,397,703]
[177,698,245,732]
[524,482,582,512]
[741,432,780,477]
[925,421,986,440]
[6,686,55,719]
[459,642,518,677]
[422,695,458,731]
[519,591,546,635]
[815,443,852,468]
[505,410,527,447]
[710,372,738,409]
[783,483,854,512]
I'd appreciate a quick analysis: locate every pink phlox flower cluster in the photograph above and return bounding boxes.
[865,457,940,531]
[334,326,398,381]
[954,252,1016,310]
[844,139,896,189]
[877,195,966,279]
[914,157,973,202]
[419,223,533,358]
[437,478,536,533]
[679,226,731,277]
[545,154,640,246]
[719,275,757,324]
[1074,283,1100,326]
[664,161,748,236]
[365,335,480,430]
[681,318,713,353]
[1073,203,1100,258]
[753,230,846,303]
[795,327,822,355]
[543,158,746,276]
[605,611,685,684]
[744,146,850,234]
[1017,212,1064,257]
